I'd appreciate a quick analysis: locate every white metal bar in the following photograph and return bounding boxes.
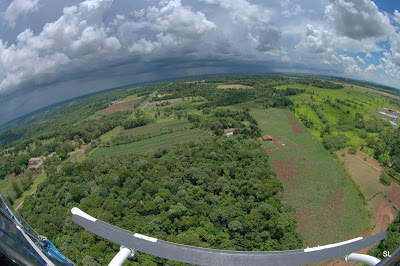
[108,246,134,266]
[345,253,381,266]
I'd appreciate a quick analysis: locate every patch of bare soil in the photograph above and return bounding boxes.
[281,108,306,133]
[270,159,302,182]
[327,182,400,266]
[98,98,139,115]
[217,84,252,89]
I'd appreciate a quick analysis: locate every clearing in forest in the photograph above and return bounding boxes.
[97,98,140,115]
[251,108,367,247]
[122,120,190,137]
[336,148,392,230]
[217,84,252,89]
[91,129,210,158]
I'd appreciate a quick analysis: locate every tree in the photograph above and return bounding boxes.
[12,181,22,198]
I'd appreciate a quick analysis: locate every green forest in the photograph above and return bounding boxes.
[20,138,302,264]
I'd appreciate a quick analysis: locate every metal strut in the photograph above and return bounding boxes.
[108,246,134,266]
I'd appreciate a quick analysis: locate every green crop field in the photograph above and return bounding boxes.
[122,120,190,137]
[91,129,211,158]
[251,107,368,247]
[274,83,400,148]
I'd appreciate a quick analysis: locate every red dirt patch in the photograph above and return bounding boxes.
[270,159,302,182]
[157,93,173,98]
[98,98,139,115]
[324,188,345,218]
[281,109,306,134]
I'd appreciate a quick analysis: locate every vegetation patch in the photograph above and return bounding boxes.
[98,98,141,115]
[91,129,210,157]
[252,108,367,246]
[20,138,302,265]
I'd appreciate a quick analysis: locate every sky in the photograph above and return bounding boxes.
[1,0,400,125]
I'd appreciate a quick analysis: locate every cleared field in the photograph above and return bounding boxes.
[91,129,211,157]
[0,174,19,199]
[98,98,140,115]
[251,108,367,247]
[13,173,47,209]
[336,149,388,226]
[122,120,190,136]
[217,84,252,89]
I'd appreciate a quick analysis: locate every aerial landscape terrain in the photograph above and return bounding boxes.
[1,0,400,265]
[1,74,400,265]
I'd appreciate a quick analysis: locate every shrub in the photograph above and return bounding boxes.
[379,174,392,186]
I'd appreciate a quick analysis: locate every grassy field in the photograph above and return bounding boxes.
[0,175,19,199]
[91,129,211,158]
[13,173,47,209]
[122,120,190,137]
[98,98,141,115]
[251,108,368,247]
[336,149,389,226]
[274,83,400,147]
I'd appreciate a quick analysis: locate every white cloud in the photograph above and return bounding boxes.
[365,64,377,72]
[133,0,216,40]
[5,0,40,28]
[128,33,178,55]
[0,0,121,93]
[202,0,272,25]
[356,55,365,64]
[394,10,400,24]
[325,0,391,40]
[281,0,303,18]
[381,56,400,79]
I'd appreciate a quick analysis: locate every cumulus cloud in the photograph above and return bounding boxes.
[202,0,282,53]
[281,0,303,18]
[202,0,272,25]
[356,55,365,64]
[304,24,340,63]
[0,0,120,93]
[0,0,220,95]
[365,64,377,72]
[325,0,391,40]
[394,10,400,24]
[132,0,216,40]
[5,0,40,28]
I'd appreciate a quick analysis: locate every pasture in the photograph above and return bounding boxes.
[122,120,190,137]
[251,108,367,247]
[91,129,211,158]
[336,149,389,227]
[274,83,400,147]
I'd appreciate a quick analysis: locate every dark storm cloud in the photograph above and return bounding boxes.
[1,0,400,125]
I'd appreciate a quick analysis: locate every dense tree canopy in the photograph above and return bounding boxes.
[20,138,302,265]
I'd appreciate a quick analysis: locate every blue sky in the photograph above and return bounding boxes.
[1,0,400,125]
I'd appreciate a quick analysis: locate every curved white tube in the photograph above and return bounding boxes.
[345,253,381,266]
[108,247,134,266]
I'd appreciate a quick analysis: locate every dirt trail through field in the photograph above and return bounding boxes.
[326,181,400,266]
